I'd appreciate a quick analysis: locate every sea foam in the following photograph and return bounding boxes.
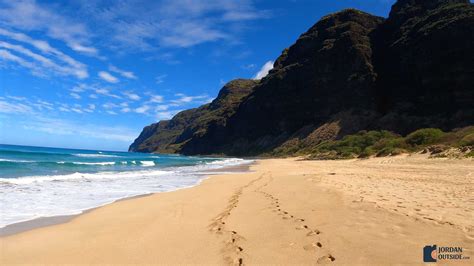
[0,153,253,228]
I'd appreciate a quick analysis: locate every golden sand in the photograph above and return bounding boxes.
[1,155,473,264]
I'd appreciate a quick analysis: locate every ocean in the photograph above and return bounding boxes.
[0,144,252,228]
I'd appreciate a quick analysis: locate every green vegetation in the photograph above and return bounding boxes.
[405,128,445,146]
[459,134,474,147]
[308,126,474,160]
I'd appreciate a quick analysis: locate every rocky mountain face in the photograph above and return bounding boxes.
[129,79,258,153]
[130,0,474,156]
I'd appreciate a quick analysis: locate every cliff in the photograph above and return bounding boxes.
[129,79,258,153]
[130,0,474,156]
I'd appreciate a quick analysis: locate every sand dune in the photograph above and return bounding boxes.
[1,155,473,264]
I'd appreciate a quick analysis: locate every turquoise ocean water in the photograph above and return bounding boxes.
[0,144,251,227]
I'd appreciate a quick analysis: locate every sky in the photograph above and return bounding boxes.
[0,0,396,151]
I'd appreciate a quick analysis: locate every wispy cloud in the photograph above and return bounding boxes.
[0,29,88,78]
[254,60,273,79]
[69,92,81,99]
[0,0,98,56]
[0,99,34,114]
[123,91,141,101]
[94,88,121,99]
[222,9,271,21]
[148,94,164,103]
[106,110,118,115]
[75,0,271,51]
[135,105,150,114]
[156,111,175,120]
[70,83,121,99]
[155,74,167,84]
[242,63,256,69]
[0,49,43,76]
[102,102,119,109]
[109,65,137,79]
[1,96,57,115]
[84,104,95,113]
[98,71,119,83]
[120,107,131,113]
[171,93,210,105]
[34,99,54,111]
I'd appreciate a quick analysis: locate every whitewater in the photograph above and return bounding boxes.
[0,144,252,227]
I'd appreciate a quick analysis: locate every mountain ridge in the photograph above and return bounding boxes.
[130,0,474,156]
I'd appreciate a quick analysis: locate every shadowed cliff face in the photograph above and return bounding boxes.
[129,79,258,153]
[130,0,474,156]
[372,0,474,132]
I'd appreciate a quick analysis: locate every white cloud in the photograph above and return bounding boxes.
[6,95,27,101]
[121,107,131,113]
[59,106,70,112]
[242,63,256,69]
[73,0,271,51]
[71,83,121,99]
[254,60,273,79]
[0,29,88,78]
[70,92,81,99]
[102,102,119,109]
[0,0,98,56]
[0,0,271,63]
[84,104,95,113]
[71,84,87,93]
[34,99,54,110]
[156,111,174,120]
[155,105,169,111]
[0,100,33,114]
[148,94,164,103]
[94,88,120,99]
[98,71,119,83]
[109,65,137,79]
[106,110,117,115]
[222,10,271,21]
[155,74,167,84]
[1,96,58,114]
[135,105,150,114]
[70,107,84,114]
[0,49,43,76]
[123,91,141,101]
[171,93,209,105]
[160,22,227,47]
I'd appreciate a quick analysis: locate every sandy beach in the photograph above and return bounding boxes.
[1,155,473,264]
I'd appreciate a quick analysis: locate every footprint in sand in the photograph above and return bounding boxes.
[295,223,310,230]
[317,255,336,263]
[303,242,322,251]
[307,230,321,236]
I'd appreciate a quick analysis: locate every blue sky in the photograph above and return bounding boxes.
[0,0,396,151]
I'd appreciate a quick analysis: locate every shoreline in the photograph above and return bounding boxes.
[0,162,253,237]
[1,155,472,264]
